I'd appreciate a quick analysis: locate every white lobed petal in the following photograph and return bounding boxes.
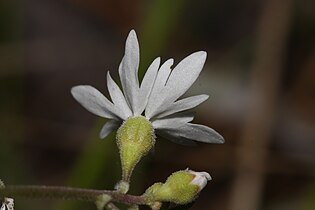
[152,112,194,129]
[134,57,160,115]
[99,120,121,139]
[145,58,174,119]
[156,94,209,118]
[160,123,224,144]
[71,85,122,120]
[156,130,197,146]
[119,30,140,114]
[165,51,206,99]
[146,52,207,118]
[107,71,132,120]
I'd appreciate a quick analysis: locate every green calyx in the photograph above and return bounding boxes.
[143,170,199,205]
[116,116,155,186]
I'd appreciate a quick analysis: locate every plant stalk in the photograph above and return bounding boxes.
[0,185,146,206]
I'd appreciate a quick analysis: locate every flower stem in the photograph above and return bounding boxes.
[0,185,145,205]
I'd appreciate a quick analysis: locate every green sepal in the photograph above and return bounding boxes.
[116,116,155,185]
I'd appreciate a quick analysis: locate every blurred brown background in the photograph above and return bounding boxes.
[0,0,315,209]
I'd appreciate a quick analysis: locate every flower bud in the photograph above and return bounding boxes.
[116,116,155,191]
[0,180,14,210]
[1,197,14,210]
[143,169,211,205]
[95,194,112,210]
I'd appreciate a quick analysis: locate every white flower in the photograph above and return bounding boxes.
[71,30,224,145]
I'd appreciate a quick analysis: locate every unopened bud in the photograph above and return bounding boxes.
[1,198,14,210]
[143,169,211,205]
[95,194,112,210]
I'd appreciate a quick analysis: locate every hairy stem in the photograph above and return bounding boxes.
[0,185,145,206]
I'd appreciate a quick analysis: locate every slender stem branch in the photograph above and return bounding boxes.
[0,185,146,206]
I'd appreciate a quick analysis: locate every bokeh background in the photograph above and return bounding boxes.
[1,0,315,209]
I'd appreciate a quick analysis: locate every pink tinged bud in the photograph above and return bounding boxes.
[143,169,212,205]
[188,170,211,192]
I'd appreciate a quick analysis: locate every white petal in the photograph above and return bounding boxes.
[99,120,121,139]
[163,123,224,143]
[147,52,207,118]
[134,57,160,115]
[152,112,194,129]
[145,58,174,118]
[71,85,121,120]
[156,94,209,118]
[119,30,140,113]
[156,130,197,146]
[165,51,206,98]
[107,71,132,120]
[188,170,211,191]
